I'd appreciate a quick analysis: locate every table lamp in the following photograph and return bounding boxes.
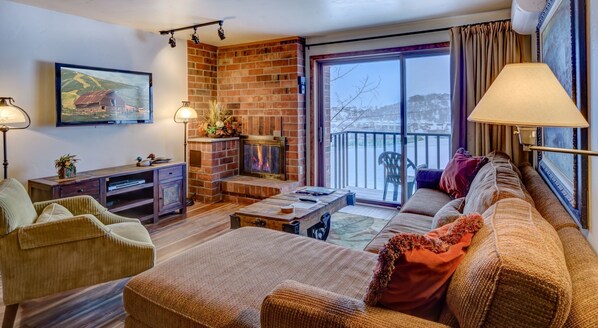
[174,101,198,162]
[468,63,597,156]
[0,97,31,179]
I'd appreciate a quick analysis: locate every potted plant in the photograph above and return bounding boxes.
[55,154,78,179]
[200,100,241,138]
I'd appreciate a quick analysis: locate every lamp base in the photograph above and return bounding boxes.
[186,197,195,207]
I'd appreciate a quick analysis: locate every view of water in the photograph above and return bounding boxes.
[330,135,451,195]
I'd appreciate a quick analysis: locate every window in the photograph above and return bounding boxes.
[317,47,450,205]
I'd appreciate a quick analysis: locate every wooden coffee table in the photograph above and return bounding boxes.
[230,188,354,240]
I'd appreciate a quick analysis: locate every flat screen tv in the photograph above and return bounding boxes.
[55,63,153,126]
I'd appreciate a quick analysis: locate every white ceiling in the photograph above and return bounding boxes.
[9,0,511,46]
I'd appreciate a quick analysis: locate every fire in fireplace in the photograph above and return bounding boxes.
[240,135,286,180]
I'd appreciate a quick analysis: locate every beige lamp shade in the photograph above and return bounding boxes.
[468,63,589,128]
[174,101,198,123]
[0,97,30,129]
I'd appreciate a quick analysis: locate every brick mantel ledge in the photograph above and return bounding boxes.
[188,137,240,143]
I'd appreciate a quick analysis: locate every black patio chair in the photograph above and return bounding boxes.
[377,151,418,202]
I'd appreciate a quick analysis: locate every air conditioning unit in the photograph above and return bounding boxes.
[511,0,546,35]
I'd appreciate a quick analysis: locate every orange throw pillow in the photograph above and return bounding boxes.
[364,213,483,321]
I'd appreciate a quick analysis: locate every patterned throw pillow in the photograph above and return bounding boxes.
[36,203,74,223]
[439,148,488,198]
[364,213,483,321]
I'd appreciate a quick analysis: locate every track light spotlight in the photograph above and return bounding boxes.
[191,27,200,44]
[218,21,226,40]
[159,20,226,48]
[168,31,176,48]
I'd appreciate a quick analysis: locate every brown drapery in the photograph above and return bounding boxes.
[450,21,531,164]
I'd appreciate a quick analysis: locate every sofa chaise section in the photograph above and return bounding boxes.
[124,227,440,327]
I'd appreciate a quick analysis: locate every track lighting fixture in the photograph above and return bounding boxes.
[159,20,226,47]
[191,27,200,45]
[218,21,226,40]
[168,31,176,48]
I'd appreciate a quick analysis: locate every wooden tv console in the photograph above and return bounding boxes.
[28,162,187,224]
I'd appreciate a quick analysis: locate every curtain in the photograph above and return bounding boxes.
[450,21,531,164]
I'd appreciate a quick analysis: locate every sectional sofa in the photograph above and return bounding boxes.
[123,152,598,327]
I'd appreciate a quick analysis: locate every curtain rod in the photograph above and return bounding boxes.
[305,19,510,48]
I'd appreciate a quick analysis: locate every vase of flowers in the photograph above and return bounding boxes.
[55,154,78,179]
[200,100,241,138]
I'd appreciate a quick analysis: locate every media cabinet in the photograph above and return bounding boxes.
[28,162,187,224]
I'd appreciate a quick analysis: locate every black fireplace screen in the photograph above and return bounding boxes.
[240,136,286,180]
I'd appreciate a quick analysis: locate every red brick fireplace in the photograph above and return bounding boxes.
[186,37,306,203]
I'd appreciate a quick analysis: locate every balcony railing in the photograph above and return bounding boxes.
[329,131,452,193]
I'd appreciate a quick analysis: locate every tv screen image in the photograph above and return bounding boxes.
[55,63,153,126]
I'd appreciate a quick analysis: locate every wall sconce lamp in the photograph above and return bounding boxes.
[160,20,225,48]
[468,63,598,156]
[0,97,31,179]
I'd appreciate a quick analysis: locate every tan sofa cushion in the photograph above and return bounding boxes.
[124,227,377,328]
[0,178,38,235]
[400,188,452,217]
[432,198,465,229]
[364,213,433,253]
[463,151,533,215]
[520,163,579,231]
[557,227,598,328]
[446,198,572,328]
[36,203,74,223]
[108,222,152,244]
[261,280,449,328]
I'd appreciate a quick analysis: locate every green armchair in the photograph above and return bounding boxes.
[0,178,155,327]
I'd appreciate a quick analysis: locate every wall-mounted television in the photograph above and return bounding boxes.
[55,63,153,126]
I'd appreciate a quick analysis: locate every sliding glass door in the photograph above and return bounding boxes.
[318,49,450,206]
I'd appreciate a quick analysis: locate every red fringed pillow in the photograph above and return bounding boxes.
[364,213,483,321]
[439,148,488,198]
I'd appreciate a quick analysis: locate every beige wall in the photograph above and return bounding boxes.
[0,0,187,185]
[587,1,597,250]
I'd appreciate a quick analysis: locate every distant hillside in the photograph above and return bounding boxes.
[407,93,450,133]
[60,68,148,110]
[331,93,450,134]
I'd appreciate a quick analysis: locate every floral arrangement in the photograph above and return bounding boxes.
[200,100,241,138]
[55,154,78,179]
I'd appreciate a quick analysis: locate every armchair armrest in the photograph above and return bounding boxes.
[18,214,109,250]
[261,280,448,328]
[416,168,444,190]
[34,195,139,225]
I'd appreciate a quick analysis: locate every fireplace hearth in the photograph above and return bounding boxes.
[240,135,286,180]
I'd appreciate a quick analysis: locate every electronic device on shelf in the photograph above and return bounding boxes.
[108,179,146,191]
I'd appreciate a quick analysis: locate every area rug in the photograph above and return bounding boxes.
[327,212,388,250]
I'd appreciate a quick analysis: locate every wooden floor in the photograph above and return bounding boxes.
[0,202,243,328]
